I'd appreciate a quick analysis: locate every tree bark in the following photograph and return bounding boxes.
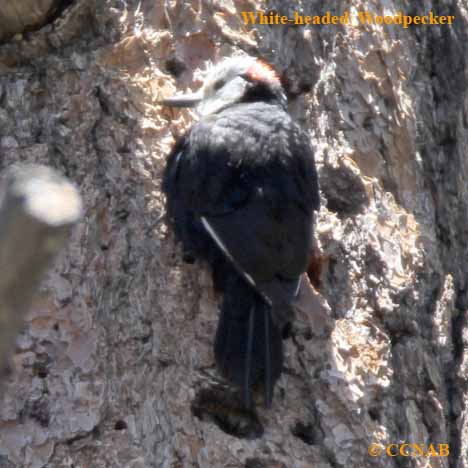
[0,0,58,42]
[0,1,467,467]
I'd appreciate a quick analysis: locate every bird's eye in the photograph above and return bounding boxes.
[213,79,226,91]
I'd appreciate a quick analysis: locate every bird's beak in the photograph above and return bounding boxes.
[158,91,203,108]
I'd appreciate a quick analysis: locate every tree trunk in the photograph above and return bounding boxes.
[0,1,467,467]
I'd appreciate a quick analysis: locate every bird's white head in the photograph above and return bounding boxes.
[160,55,286,116]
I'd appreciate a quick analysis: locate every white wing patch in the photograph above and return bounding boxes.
[200,216,257,288]
[294,276,302,297]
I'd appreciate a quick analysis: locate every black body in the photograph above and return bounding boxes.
[163,98,319,407]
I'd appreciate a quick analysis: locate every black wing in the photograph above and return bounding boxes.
[174,105,318,299]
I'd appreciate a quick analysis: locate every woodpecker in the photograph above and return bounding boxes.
[161,56,320,408]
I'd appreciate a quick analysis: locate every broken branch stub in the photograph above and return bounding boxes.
[0,164,82,383]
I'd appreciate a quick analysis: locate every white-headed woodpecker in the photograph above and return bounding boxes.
[161,56,320,408]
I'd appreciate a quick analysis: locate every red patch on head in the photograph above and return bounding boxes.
[246,60,281,86]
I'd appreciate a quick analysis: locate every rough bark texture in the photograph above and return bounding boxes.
[0,1,58,42]
[0,1,467,467]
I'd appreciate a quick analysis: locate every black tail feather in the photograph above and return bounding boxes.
[263,305,273,408]
[244,305,255,408]
[214,271,283,407]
